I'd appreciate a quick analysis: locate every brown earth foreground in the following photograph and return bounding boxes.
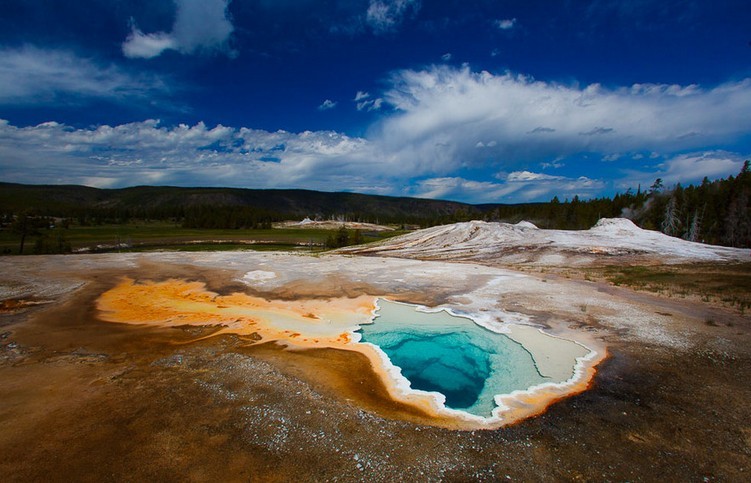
[1,251,750,481]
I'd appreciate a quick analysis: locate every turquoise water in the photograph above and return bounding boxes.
[358,299,550,417]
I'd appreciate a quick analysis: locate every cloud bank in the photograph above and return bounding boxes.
[1,117,745,203]
[411,172,605,203]
[123,0,234,59]
[0,120,388,193]
[1,64,749,203]
[0,46,167,105]
[376,65,751,173]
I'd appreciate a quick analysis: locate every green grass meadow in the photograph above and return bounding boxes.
[0,221,405,255]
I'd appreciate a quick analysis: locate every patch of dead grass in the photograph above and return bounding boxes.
[586,262,751,314]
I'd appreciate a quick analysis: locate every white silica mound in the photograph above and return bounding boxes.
[590,217,643,233]
[342,217,751,265]
[514,220,539,229]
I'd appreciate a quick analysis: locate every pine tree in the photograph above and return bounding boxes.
[324,233,337,249]
[351,229,364,245]
[723,161,751,247]
[11,212,43,254]
[661,195,681,236]
[335,225,349,247]
[33,228,72,254]
[685,210,702,242]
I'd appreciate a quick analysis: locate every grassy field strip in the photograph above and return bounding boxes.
[0,222,407,254]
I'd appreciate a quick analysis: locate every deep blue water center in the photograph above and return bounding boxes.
[374,331,491,409]
[358,299,548,417]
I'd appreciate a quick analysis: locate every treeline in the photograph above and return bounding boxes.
[503,161,749,247]
[0,184,472,227]
[55,206,281,229]
[182,206,276,229]
[3,205,280,230]
[0,196,454,230]
[324,226,364,249]
[1,213,72,255]
[631,161,751,247]
[2,162,750,248]
[483,196,623,230]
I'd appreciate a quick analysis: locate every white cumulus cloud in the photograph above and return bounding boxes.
[0,119,398,194]
[502,171,604,201]
[411,172,604,203]
[122,0,234,59]
[0,118,747,203]
[411,177,517,202]
[506,171,562,182]
[660,152,743,183]
[618,151,748,190]
[318,99,337,110]
[2,62,751,203]
[354,91,383,111]
[496,18,517,30]
[122,29,177,59]
[376,65,751,173]
[0,46,168,105]
[366,0,420,34]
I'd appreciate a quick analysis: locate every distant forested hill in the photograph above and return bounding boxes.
[0,183,480,227]
[1,160,749,247]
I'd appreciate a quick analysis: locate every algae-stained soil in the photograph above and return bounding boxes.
[1,252,750,481]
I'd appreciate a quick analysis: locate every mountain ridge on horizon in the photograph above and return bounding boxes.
[0,181,501,224]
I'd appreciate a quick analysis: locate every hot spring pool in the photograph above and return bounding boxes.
[98,277,600,427]
[358,299,553,417]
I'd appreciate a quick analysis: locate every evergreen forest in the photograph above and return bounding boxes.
[2,161,749,251]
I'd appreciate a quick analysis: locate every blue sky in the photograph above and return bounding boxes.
[1,0,750,203]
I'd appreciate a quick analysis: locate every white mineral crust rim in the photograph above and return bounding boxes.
[354,297,602,427]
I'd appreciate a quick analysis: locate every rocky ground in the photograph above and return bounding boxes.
[1,242,750,481]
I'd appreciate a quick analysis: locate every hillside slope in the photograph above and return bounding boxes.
[0,182,477,222]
